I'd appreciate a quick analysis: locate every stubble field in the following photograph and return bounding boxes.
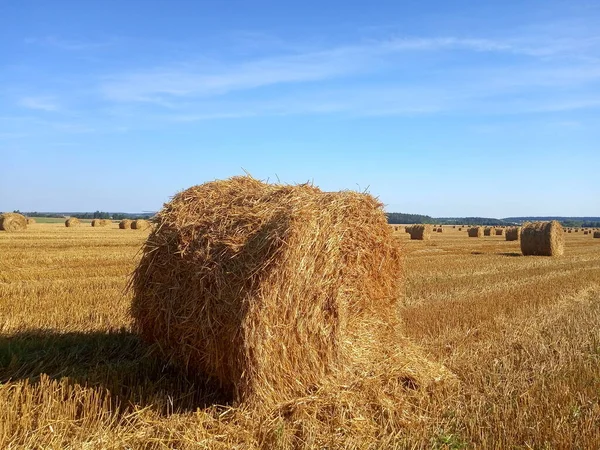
[1,223,599,449]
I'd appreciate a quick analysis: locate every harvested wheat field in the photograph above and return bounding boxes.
[1,222,599,449]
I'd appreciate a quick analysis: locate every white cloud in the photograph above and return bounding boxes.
[99,31,600,109]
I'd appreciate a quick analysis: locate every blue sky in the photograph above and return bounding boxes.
[1,0,599,217]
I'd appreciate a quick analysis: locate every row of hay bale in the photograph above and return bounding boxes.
[466,226,510,237]
[63,217,151,230]
[467,222,569,255]
[119,219,151,230]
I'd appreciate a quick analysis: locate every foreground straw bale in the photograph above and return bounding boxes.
[131,219,151,230]
[468,227,483,237]
[406,224,432,240]
[65,217,80,227]
[520,221,565,256]
[506,227,520,241]
[0,213,27,232]
[119,219,133,229]
[594,232,600,238]
[130,176,450,409]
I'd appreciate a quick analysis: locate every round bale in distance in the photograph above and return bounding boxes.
[407,224,432,240]
[0,213,27,232]
[505,227,520,241]
[65,217,80,227]
[91,219,111,227]
[520,221,565,256]
[130,176,404,407]
[131,219,151,230]
[26,218,36,225]
[468,226,483,237]
[594,231,600,238]
[119,219,133,229]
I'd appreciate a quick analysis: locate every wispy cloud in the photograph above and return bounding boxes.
[99,32,600,107]
[18,96,60,112]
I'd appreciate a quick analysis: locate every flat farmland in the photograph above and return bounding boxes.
[1,223,599,449]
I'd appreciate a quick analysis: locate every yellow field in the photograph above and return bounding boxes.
[1,223,599,449]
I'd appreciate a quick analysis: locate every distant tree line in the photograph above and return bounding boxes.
[387,214,600,227]
[386,213,434,224]
[504,217,600,227]
[22,211,155,220]
[386,213,508,226]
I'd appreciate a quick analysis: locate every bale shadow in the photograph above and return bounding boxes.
[499,252,522,257]
[0,330,230,414]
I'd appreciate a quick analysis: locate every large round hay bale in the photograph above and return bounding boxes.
[65,217,80,227]
[483,227,493,236]
[119,219,133,229]
[505,227,520,241]
[0,213,27,232]
[406,224,432,240]
[436,227,443,233]
[26,217,36,225]
[520,221,564,256]
[594,231,600,238]
[130,176,404,407]
[495,228,504,236]
[131,219,151,230]
[91,219,111,227]
[468,226,482,237]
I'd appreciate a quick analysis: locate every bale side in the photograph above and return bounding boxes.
[407,224,432,240]
[0,213,27,232]
[467,227,482,237]
[505,227,520,241]
[131,219,151,230]
[65,217,80,227]
[130,176,408,407]
[119,219,133,229]
[594,231,600,238]
[520,221,565,256]
[91,219,111,227]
